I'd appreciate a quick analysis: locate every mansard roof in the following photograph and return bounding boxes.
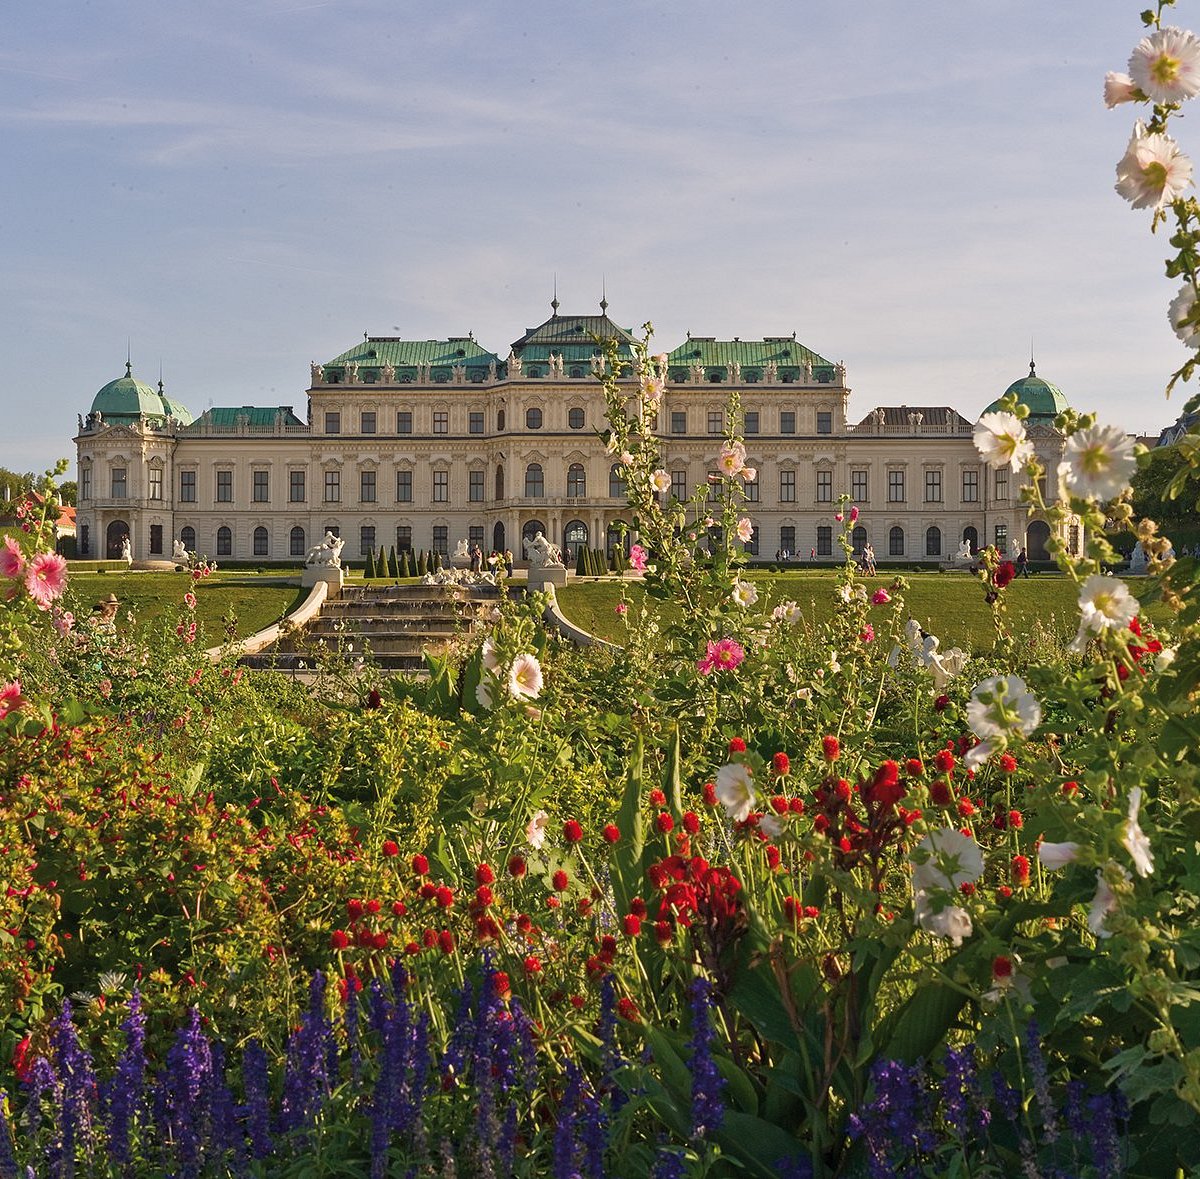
[509,310,636,363]
[184,406,305,429]
[324,335,499,374]
[665,335,837,381]
[852,405,973,430]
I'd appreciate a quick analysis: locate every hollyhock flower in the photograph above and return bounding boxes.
[965,675,1041,767]
[1059,423,1136,502]
[24,551,68,609]
[0,535,24,579]
[913,890,973,947]
[183,591,197,610]
[481,636,501,674]
[911,827,985,893]
[526,810,550,850]
[1122,787,1154,877]
[1168,283,1200,346]
[507,653,543,700]
[871,589,890,605]
[52,609,75,637]
[619,450,634,466]
[860,624,875,643]
[629,544,648,572]
[1070,575,1139,656]
[0,680,25,719]
[848,506,859,522]
[771,599,802,624]
[650,469,672,493]
[739,466,757,483]
[730,580,758,608]
[1104,71,1140,107]
[614,602,628,616]
[714,762,756,823]
[475,677,497,710]
[696,637,746,675]
[736,517,754,544]
[974,411,1034,471]
[1156,646,1177,672]
[1038,841,1080,870]
[641,373,666,404]
[717,442,746,477]
[1129,25,1200,104]
[994,562,1016,588]
[1088,864,1130,938]
[1115,122,1192,210]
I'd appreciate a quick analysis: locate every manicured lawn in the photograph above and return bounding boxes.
[557,570,1163,650]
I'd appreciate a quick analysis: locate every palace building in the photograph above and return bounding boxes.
[74,300,1079,567]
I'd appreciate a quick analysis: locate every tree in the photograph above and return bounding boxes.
[1132,441,1200,527]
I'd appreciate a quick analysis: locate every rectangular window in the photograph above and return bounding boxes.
[397,470,412,502]
[469,411,485,435]
[469,470,484,502]
[851,470,867,502]
[433,411,449,434]
[289,470,306,502]
[925,469,942,503]
[253,470,269,503]
[433,470,448,503]
[888,470,905,503]
[707,410,723,435]
[707,470,721,501]
[397,411,413,435]
[216,471,232,503]
[780,470,796,503]
[148,468,163,501]
[179,470,196,502]
[360,411,376,434]
[111,467,127,499]
[995,523,1008,554]
[962,469,979,503]
[816,525,833,557]
[360,470,377,503]
[360,525,375,557]
[396,525,412,551]
[81,467,91,502]
[780,411,796,435]
[816,470,832,503]
[469,525,485,548]
[432,525,448,555]
[671,469,688,500]
[324,470,340,503]
[149,524,163,555]
[995,469,1009,500]
[744,478,759,502]
[780,525,796,553]
[324,411,340,434]
[744,411,759,435]
[671,410,687,434]
[817,411,832,435]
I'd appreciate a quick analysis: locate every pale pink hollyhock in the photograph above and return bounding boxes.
[52,610,74,637]
[0,535,24,579]
[1169,282,1200,346]
[184,591,197,610]
[1115,122,1192,210]
[619,451,635,466]
[871,589,890,605]
[0,679,25,718]
[1104,72,1139,107]
[717,442,746,477]
[739,466,757,483]
[24,551,68,610]
[1129,26,1200,104]
[507,652,543,700]
[848,506,860,522]
[731,580,759,608]
[526,809,550,850]
[629,544,649,572]
[736,517,754,543]
[650,469,672,494]
[696,637,746,675]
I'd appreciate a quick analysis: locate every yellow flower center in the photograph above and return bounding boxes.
[1081,444,1109,474]
[1143,160,1168,188]
[1151,53,1182,85]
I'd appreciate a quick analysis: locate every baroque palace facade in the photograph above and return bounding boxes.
[74,301,1079,567]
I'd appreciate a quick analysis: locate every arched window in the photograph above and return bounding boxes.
[526,407,543,429]
[851,525,867,555]
[180,526,196,552]
[497,409,505,431]
[253,526,269,557]
[568,407,585,429]
[925,526,942,557]
[290,526,306,557]
[889,526,905,557]
[495,464,505,500]
[609,463,626,498]
[522,520,547,552]
[564,520,588,558]
[963,526,978,554]
[607,523,630,555]
[567,463,586,497]
[524,463,544,498]
[217,525,232,557]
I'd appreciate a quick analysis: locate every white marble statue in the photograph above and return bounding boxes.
[119,536,133,566]
[305,530,345,568]
[956,538,973,562]
[524,530,563,569]
[453,538,471,560]
[1129,541,1147,574]
[172,538,188,562]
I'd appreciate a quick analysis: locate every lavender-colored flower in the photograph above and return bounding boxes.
[1087,1092,1123,1179]
[240,1041,272,1160]
[580,1087,607,1178]
[497,1103,518,1177]
[344,988,362,1085]
[687,977,725,1138]
[849,1059,929,1179]
[280,972,334,1134]
[553,1061,583,1179]
[0,1091,19,1179]
[991,1070,1022,1124]
[1023,1020,1058,1143]
[652,1147,688,1179]
[164,1007,214,1178]
[102,990,147,1170]
[774,1156,814,1179]
[51,999,98,1172]
[23,1055,58,1154]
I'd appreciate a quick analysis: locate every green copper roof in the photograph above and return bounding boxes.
[90,362,194,425]
[187,406,305,429]
[326,336,498,370]
[666,335,835,380]
[982,362,1070,422]
[511,311,636,360]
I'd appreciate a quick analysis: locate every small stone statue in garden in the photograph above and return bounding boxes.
[119,536,133,566]
[305,530,344,567]
[524,530,563,569]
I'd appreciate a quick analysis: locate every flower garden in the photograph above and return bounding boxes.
[6,8,1200,1177]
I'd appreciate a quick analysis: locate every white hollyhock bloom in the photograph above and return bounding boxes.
[966,674,1042,742]
[759,814,783,840]
[772,600,803,625]
[1123,787,1155,877]
[736,517,754,543]
[1129,26,1200,104]
[1156,646,1177,672]
[913,889,974,947]
[640,373,666,404]
[475,677,498,710]
[526,809,550,850]
[481,636,501,674]
[963,736,1002,771]
[1077,574,1139,638]
[1038,841,1081,870]
[650,469,672,494]
[911,827,985,892]
[619,450,635,466]
[507,652,543,700]
[731,580,759,607]
[1168,283,1200,347]
[714,762,756,823]
[1088,863,1130,938]
[974,411,1035,471]
[1104,71,1139,107]
[1115,122,1192,210]
[929,646,968,690]
[1060,423,1137,502]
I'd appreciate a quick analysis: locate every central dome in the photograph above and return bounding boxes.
[90,362,194,425]
[982,361,1069,425]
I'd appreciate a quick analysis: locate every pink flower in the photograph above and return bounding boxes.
[717,442,746,477]
[0,680,25,718]
[860,624,875,643]
[848,506,860,522]
[615,603,629,616]
[24,551,68,610]
[871,589,890,605]
[739,466,757,483]
[52,610,74,637]
[696,637,746,675]
[835,513,844,523]
[629,544,648,572]
[183,591,197,610]
[0,536,24,579]
[736,517,754,544]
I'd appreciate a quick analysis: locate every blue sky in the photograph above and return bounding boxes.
[0,1,1188,475]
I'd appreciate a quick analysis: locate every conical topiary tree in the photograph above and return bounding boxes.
[576,545,586,576]
[365,549,377,579]
[388,546,399,579]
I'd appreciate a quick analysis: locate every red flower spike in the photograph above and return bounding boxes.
[822,735,840,761]
[602,823,621,844]
[552,869,569,892]
[648,788,666,806]
[655,812,674,834]
[508,855,527,878]
[438,930,456,954]
[411,854,429,876]
[702,781,718,806]
[381,840,400,857]
[934,694,951,711]
[346,899,365,920]
[476,862,495,885]
[934,749,956,774]
[563,819,583,844]
[1011,855,1031,887]
[330,929,350,950]
[682,811,700,834]
[622,913,642,936]
[772,752,791,776]
[905,758,924,778]
[728,737,747,754]
[999,753,1018,773]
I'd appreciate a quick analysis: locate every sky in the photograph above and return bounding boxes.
[0,0,1191,476]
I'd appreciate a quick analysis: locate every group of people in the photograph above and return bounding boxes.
[467,545,514,577]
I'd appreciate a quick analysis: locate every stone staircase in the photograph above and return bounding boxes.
[240,583,499,671]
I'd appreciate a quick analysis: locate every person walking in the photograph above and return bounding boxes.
[1016,548,1030,578]
[504,548,514,577]
[863,542,876,577]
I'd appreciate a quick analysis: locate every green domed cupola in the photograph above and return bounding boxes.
[982,359,1069,425]
[89,362,194,425]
